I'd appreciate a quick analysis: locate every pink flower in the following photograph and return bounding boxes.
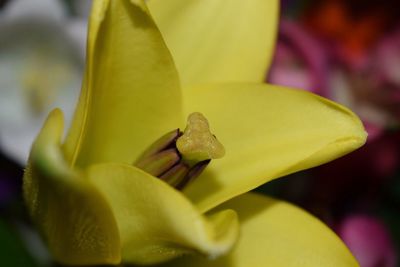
[338,215,397,267]
[267,20,329,95]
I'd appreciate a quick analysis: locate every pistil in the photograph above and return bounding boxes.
[134,112,225,189]
[176,112,225,163]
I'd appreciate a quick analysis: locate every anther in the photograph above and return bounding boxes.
[176,160,210,190]
[159,163,189,188]
[135,148,180,177]
[135,129,180,161]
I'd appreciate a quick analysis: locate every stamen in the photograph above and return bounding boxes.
[176,160,210,190]
[176,112,225,163]
[159,163,189,188]
[135,148,180,177]
[135,129,180,161]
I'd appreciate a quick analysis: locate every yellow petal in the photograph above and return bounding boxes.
[148,0,279,86]
[181,83,367,212]
[87,162,239,265]
[162,193,359,267]
[23,109,121,265]
[63,0,183,167]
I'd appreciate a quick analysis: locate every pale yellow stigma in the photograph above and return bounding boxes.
[176,112,225,162]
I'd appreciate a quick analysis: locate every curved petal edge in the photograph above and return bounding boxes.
[87,162,239,265]
[23,109,121,265]
[162,193,360,267]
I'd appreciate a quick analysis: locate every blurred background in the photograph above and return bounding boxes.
[0,0,399,266]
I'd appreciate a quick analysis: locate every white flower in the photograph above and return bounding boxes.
[0,0,88,163]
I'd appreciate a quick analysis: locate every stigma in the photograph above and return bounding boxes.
[134,112,225,189]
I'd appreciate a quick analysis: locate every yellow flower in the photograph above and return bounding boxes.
[23,0,367,266]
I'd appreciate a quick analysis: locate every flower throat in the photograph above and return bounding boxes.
[134,112,225,189]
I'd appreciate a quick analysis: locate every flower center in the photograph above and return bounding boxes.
[134,112,225,189]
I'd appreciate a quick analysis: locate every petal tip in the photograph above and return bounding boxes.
[205,209,239,259]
